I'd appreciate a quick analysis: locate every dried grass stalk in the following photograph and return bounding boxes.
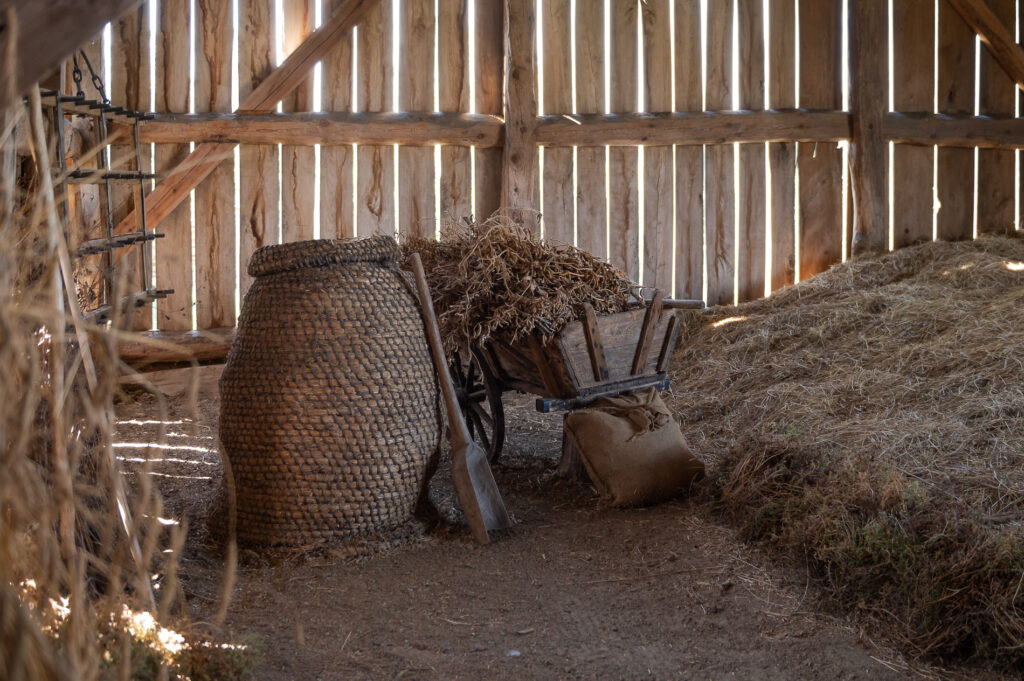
[401,214,645,354]
[667,236,1024,666]
[1,86,248,679]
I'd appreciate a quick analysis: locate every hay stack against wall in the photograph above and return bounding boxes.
[219,236,440,548]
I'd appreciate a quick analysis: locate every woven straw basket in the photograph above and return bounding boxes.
[219,235,439,548]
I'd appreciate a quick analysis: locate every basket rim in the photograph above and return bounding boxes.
[248,235,400,277]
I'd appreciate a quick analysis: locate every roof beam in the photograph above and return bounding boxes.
[116,0,381,234]
[946,0,1024,92]
[0,0,144,111]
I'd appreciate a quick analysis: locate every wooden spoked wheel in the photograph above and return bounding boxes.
[449,347,505,462]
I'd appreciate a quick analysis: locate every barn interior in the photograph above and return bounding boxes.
[2,0,1024,679]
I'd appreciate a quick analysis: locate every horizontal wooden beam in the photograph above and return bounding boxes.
[138,112,504,147]
[127,109,1024,151]
[533,110,852,146]
[885,112,1024,149]
[119,327,235,368]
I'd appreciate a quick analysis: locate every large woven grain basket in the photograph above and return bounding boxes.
[219,235,440,548]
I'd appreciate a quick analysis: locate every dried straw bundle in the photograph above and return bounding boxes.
[667,236,1024,666]
[1,87,249,679]
[402,215,644,354]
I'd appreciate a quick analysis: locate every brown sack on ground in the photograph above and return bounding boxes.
[565,388,705,507]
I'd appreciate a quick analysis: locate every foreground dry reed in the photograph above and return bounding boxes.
[1,90,246,680]
[669,236,1024,667]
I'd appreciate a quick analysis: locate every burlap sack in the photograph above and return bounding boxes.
[564,388,704,506]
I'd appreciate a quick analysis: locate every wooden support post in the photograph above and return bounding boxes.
[891,0,935,249]
[320,0,354,239]
[608,0,639,282]
[238,0,279,295]
[355,0,394,236]
[399,0,436,239]
[474,0,504,221]
[501,0,538,230]
[581,304,609,383]
[281,0,314,243]
[632,291,664,375]
[438,1,472,222]
[675,0,703,301]
[117,0,381,235]
[768,0,797,291]
[642,0,673,290]
[574,1,606,260]
[195,0,235,328]
[540,0,573,245]
[848,0,888,256]
[737,0,767,301]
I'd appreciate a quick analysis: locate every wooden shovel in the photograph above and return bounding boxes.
[410,253,513,543]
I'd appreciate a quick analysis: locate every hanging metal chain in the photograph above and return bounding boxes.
[76,49,109,104]
[71,53,85,98]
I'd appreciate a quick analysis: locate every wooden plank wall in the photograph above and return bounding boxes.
[92,0,1021,332]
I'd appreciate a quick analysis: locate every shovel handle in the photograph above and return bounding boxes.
[410,253,472,450]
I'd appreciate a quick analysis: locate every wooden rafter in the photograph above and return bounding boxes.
[0,0,144,111]
[946,0,1024,93]
[115,0,380,234]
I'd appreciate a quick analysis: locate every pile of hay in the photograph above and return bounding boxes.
[402,216,644,353]
[667,236,1024,666]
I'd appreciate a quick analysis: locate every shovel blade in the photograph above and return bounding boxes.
[452,440,513,542]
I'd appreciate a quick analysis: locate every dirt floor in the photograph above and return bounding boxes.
[114,377,994,681]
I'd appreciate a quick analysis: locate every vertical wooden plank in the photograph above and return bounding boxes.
[195,0,235,329]
[641,0,672,289]
[675,0,703,301]
[110,4,150,328]
[849,0,889,256]
[936,1,974,242]
[768,0,795,291]
[502,0,539,229]
[575,0,607,259]
[320,0,354,239]
[282,0,315,243]
[738,0,766,301]
[977,0,1016,233]
[475,0,504,221]
[798,0,843,277]
[239,0,279,296]
[609,0,639,281]
[705,0,735,305]
[155,0,192,330]
[439,1,472,223]
[891,0,934,248]
[399,0,436,239]
[541,0,573,245]
[357,1,395,236]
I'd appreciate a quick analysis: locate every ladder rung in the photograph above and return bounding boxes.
[76,232,165,257]
[67,169,159,184]
[85,289,173,324]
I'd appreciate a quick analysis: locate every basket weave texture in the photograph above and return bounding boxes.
[219,235,439,547]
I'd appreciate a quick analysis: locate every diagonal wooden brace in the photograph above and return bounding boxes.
[116,0,381,235]
[946,0,1024,93]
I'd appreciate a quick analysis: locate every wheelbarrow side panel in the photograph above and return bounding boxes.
[558,307,673,391]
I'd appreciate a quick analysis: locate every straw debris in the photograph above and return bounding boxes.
[667,236,1024,666]
[401,215,644,353]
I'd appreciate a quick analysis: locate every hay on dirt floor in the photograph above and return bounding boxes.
[402,215,644,354]
[667,235,1024,666]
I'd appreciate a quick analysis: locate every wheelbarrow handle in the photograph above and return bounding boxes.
[662,298,706,310]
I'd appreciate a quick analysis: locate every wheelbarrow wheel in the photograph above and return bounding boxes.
[449,347,505,463]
